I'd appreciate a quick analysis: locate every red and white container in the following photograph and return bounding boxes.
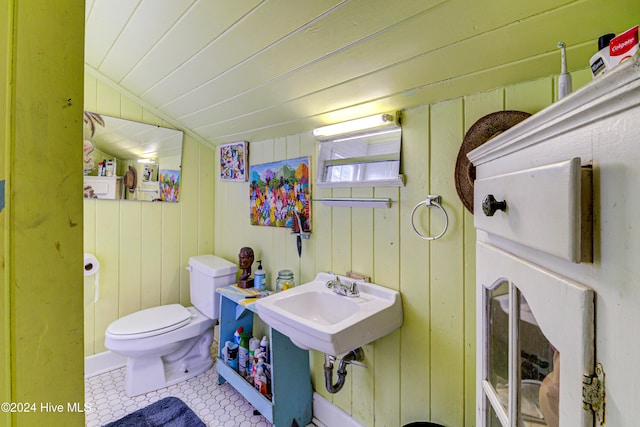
[609,25,639,66]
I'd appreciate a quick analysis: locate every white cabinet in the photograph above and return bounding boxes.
[476,243,594,426]
[469,55,640,426]
[84,176,123,199]
[474,158,590,263]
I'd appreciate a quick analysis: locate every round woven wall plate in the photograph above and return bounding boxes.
[455,110,531,213]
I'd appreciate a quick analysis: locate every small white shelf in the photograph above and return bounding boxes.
[84,175,123,199]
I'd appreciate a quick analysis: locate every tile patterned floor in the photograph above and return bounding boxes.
[85,363,274,426]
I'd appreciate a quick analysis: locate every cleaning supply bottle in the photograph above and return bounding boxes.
[224,341,239,372]
[254,365,268,396]
[248,337,260,377]
[254,260,266,290]
[238,332,250,377]
[590,33,616,78]
[557,42,572,100]
[233,326,244,345]
[260,335,269,363]
[249,337,260,353]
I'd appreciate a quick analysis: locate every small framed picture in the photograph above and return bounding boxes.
[220,141,249,182]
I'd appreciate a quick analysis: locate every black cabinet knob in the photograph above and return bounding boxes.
[482,194,507,216]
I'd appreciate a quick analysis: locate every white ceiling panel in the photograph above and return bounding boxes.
[97,0,195,83]
[162,0,442,120]
[141,0,345,107]
[85,0,96,21]
[84,0,640,147]
[85,0,139,67]
[120,0,262,94]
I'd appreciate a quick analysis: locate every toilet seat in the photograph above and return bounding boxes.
[106,304,192,339]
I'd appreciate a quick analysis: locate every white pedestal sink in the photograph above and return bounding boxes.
[254,272,403,356]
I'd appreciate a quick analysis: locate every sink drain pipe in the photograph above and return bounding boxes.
[324,347,365,394]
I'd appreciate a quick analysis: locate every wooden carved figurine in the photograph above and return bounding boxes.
[238,247,255,288]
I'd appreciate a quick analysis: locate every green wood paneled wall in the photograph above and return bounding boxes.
[1,4,11,423]
[213,69,591,426]
[83,74,216,355]
[3,1,85,425]
[82,65,590,425]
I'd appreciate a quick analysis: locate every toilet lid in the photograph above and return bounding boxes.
[107,304,192,338]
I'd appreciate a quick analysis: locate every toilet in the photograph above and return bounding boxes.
[104,254,237,397]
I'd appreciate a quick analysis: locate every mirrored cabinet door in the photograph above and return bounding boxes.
[477,243,595,427]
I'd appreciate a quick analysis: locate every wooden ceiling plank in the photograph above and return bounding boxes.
[98,0,196,83]
[85,0,639,144]
[120,0,262,95]
[175,0,580,130]
[141,0,345,108]
[192,0,619,142]
[85,0,96,23]
[84,0,140,67]
[160,0,443,119]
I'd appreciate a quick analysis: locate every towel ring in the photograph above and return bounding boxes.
[411,195,449,241]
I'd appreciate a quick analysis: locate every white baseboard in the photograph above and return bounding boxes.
[84,351,126,378]
[312,392,365,427]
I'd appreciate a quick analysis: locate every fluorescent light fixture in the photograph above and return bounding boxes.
[137,158,156,164]
[332,127,401,143]
[313,112,399,140]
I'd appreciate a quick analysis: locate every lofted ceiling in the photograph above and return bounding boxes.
[85,0,638,147]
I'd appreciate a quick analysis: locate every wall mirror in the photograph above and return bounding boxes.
[83,111,183,202]
[314,112,404,188]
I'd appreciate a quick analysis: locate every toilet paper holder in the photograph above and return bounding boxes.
[84,253,100,303]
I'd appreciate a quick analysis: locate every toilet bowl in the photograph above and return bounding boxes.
[104,255,237,397]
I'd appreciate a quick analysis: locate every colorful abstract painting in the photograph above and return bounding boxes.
[159,169,180,202]
[220,141,248,181]
[249,157,311,230]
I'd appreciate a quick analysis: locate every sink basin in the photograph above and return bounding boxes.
[254,272,403,355]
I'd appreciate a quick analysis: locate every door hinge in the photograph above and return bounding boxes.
[583,363,605,425]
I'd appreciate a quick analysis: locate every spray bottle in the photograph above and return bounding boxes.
[557,42,572,100]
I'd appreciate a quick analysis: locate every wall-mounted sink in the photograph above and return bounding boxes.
[254,272,403,355]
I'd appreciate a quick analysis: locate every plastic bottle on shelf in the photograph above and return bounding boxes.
[254,260,266,290]
[238,333,250,377]
[224,341,239,372]
[233,326,244,345]
[248,337,260,378]
[249,337,260,352]
[590,33,616,78]
[260,336,269,363]
[254,365,268,396]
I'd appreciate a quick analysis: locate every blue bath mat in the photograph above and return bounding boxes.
[104,396,205,427]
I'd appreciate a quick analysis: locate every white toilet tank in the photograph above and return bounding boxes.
[188,255,237,319]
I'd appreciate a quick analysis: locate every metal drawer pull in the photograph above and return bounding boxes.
[482,194,507,216]
[411,195,449,241]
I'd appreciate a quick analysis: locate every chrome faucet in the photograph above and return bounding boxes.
[325,276,360,297]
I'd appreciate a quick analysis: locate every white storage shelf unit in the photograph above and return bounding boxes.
[216,286,312,427]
